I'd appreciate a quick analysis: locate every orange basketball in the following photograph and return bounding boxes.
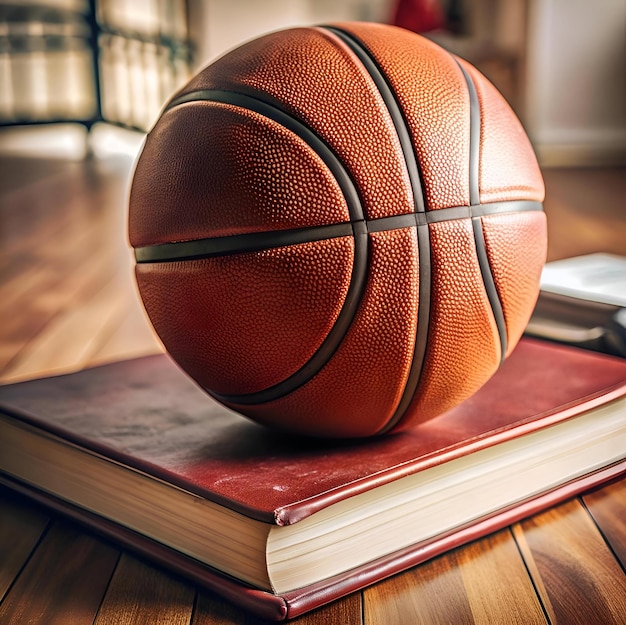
[129,22,547,438]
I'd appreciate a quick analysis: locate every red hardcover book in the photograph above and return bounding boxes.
[0,337,625,621]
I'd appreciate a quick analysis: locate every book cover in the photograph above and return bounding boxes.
[0,337,625,620]
[527,254,626,357]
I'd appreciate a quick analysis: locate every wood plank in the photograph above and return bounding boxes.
[583,478,626,569]
[0,156,75,195]
[94,553,195,625]
[0,160,133,379]
[364,551,474,625]
[0,487,50,602]
[0,158,129,271]
[456,531,547,624]
[84,266,163,367]
[191,590,362,625]
[0,166,80,259]
[513,498,626,625]
[364,530,546,625]
[0,224,135,380]
[190,592,261,625]
[287,593,362,625]
[88,296,163,367]
[0,519,120,624]
[0,277,128,382]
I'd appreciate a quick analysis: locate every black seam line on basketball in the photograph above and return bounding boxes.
[319,24,432,434]
[134,223,354,263]
[375,202,544,430]
[457,62,481,206]
[210,219,368,407]
[166,89,367,223]
[320,25,426,213]
[365,200,543,233]
[472,216,508,359]
[134,201,542,263]
[378,220,431,432]
[164,88,370,406]
[456,59,508,363]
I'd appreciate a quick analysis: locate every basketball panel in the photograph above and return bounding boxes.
[334,21,471,211]
[174,27,415,221]
[457,59,545,204]
[398,219,501,431]
[129,102,351,248]
[480,211,547,356]
[135,237,355,396]
[227,228,421,437]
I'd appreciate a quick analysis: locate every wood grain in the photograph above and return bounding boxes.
[513,498,626,625]
[94,553,195,625]
[455,531,547,624]
[0,155,161,383]
[191,590,362,625]
[289,593,363,625]
[191,592,260,625]
[0,519,120,624]
[364,531,546,625]
[583,479,626,569]
[0,488,50,602]
[364,550,474,625]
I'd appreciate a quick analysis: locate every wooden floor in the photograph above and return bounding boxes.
[0,153,625,623]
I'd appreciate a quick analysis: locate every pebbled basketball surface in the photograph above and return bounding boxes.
[129,22,547,438]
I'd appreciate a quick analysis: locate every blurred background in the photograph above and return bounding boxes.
[0,0,624,384]
[0,0,624,163]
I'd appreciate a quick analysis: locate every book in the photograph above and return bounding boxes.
[527,254,626,357]
[0,337,625,621]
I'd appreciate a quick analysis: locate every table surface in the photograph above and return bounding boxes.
[0,155,625,624]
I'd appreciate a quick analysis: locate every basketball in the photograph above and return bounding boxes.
[128,22,547,438]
